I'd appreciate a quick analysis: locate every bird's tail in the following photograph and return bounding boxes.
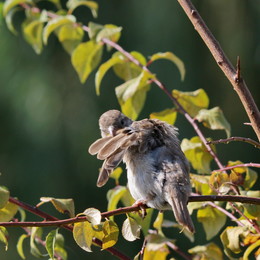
[166,187,195,233]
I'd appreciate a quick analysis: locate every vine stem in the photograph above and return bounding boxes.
[176,0,260,141]
[213,163,260,173]
[207,137,260,149]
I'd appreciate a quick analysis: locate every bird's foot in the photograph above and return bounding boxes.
[133,199,148,219]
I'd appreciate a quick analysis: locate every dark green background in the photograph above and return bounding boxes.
[0,0,259,259]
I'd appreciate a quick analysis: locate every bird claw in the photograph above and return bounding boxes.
[133,199,147,219]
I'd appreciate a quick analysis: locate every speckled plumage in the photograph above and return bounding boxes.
[89,110,195,233]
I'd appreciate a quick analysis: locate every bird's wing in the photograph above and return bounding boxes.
[88,136,113,155]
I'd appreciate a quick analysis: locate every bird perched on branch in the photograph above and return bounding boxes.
[89,110,194,233]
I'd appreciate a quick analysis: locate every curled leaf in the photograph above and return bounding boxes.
[82,208,101,225]
[150,108,177,125]
[122,216,141,241]
[67,0,98,18]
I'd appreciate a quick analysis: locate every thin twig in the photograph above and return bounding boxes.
[207,137,260,149]
[176,0,260,141]
[213,163,260,173]
[166,241,193,260]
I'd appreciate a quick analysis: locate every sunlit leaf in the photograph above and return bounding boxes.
[96,24,122,43]
[122,215,141,241]
[17,234,28,259]
[67,0,98,18]
[40,197,75,217]
[82,208,101,225]
[0,201,18,222]
[190,174,213,195]
[197,205,226,240]
[149,52,185,81]
[243,238,260,260]
[109,167,123,185]
[5,6,19,35]
[102,219,119,249]
[46,229,59,260]
[0,186,10,209]
[196,107,231,138]
[30,227,44,257]
[220,226,249,258]
[209,171,229,193]
[172,89,209,117]
[113,51,146,81]
[153,212,164,235]
[0,227,8,251]
[43,15,76,45]
[107,186,128,220]
[73,221,94,252]
[95,55,124,95]
[56,24,84,55]
[242,191,260,220]
[188,242,223,260]
[88,21,103,40]
[150,108,177,125]
[71,40,103,83]
[3,0,32,17]
[181,136,215,174]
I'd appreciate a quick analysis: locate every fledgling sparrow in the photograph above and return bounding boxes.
[89,110,195,233]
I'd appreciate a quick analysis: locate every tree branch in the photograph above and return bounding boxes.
[213,163,260,173]
[176,0,260,141]
[207,137,260,149]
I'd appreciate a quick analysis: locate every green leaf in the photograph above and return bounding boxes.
[0,186,10,209]
[96,24,122,43]
[5,7,19,35]
[107,186,128,220]
[82,208,101,225]
[43,15,76,45]
[88,22,104,40]
[188,243,223,260]
[150,108,177,125]
[0,227,8,251]
[17,234,28,259]
[30,227,44,257]
[181,136,215,174]
[196,107,231,138]
[67,0,98,18]
[46,229,59,260]
[190,174,213,195]
[242,191,260,220]
[153,212,164,235]
[172,88,209,117]
[56,24,84,55]
[54,233,67,260]
[72,40,103,83]
[197,205,226,240]
[73,221,94,252]
[149,52,185,81]
[109,167,123,185]
[95,55,124,95]
[3,0,32,17]
[102,220,119,249]
[115,71,152,120]
[243,239,260,260]
[40,197,75,217]
[220,226,249,258]
[0,201,19,222]
[113,51,146,81]
[122,215,141,241]
[22,19,44,54]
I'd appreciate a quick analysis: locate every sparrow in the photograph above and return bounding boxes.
[89,110,195,233]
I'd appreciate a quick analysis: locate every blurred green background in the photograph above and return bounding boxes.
[0,0,259,259]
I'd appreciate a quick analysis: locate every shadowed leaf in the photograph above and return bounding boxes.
[102,220,119,249]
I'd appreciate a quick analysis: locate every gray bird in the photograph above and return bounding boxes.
[89,110,195,233]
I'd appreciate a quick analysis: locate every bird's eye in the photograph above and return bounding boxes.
[121,119,125,126]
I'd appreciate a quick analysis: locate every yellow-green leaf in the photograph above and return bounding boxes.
[67,0,98,18]
[3,0,32,17]
[54,233,67,260]
[71,40,103,83]
[0,227,8,251]
[188,242,223,260]
[73,221,94,252]
[181,136,215,174]
[56,24,84,55]
[172,89,209,117]
[82,208,101,225]
[113,51,146,81]
[43,15,76,45]
[150,52,185,81]
[88,21,103,40]
[107,186,128,220]
[0,186,10,209]
[22,19,44,54]
[96,24,122,43]
[30,227,44,257]
[95,55,124,95]
[153,212,164,235]
[109,167,123,185]
[243,239,260,260]
[17,234,28,259]
[46,229,59,260]
[122,216,141,241]
[197,205,226,240]
[150,108,177,125]
[40,197,75,217]
[196,107,231,138]
[5,7,19,35]
[0,201,18,222]
[102,220,119,249]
